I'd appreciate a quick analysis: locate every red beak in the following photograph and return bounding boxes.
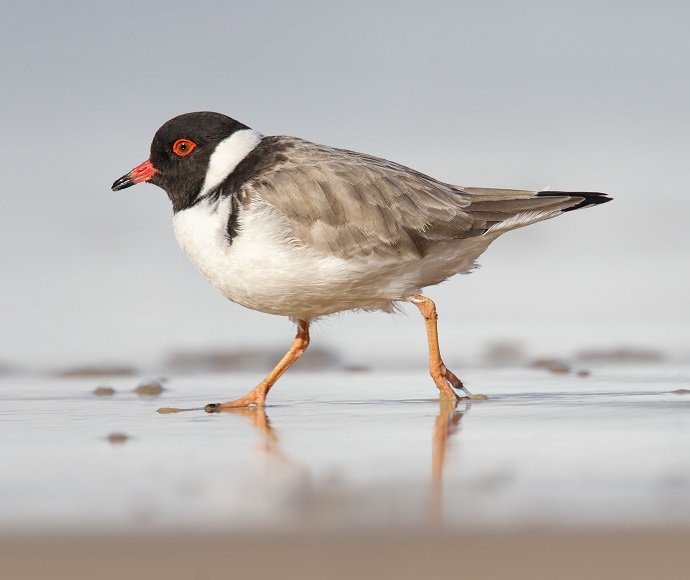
[112,160,158,191]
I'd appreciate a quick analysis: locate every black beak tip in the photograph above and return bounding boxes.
[111,175,134,191]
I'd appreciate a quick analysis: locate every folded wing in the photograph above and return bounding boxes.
[237,137,610,261]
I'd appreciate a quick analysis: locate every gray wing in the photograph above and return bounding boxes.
[239,136,590,260]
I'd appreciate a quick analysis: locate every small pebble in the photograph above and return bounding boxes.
[107,432,129,444]
[344,365,371,373]
[671,389,689,395]
[134,380,165,396]
[576,369,591,378]
[531,359,571,374]
[93,386,116,396]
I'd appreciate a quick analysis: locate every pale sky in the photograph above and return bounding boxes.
[1,0,689,370]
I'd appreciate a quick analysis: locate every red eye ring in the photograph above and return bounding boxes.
[172,138,196,156]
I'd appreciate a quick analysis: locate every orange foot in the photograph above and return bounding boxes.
[204,385,268,412]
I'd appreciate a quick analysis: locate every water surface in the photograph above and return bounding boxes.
[2,366,689,532]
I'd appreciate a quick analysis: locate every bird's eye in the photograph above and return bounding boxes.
[172,139,196,157]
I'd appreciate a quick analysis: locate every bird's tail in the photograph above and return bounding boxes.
[460,187,612,235]
[535,190,612,212]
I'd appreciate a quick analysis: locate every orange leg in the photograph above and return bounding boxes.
[410,295,482,401]
[205,319,310,412]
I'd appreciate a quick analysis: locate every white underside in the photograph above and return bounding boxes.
[173,197,496,320]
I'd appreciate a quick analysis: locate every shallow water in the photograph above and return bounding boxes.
[1,366,689,532]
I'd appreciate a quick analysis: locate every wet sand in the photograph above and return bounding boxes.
[1,366,689,578]
[2,530,690,580]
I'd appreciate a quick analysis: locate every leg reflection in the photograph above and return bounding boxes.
[215,406,290,466]
[432,399,469,525]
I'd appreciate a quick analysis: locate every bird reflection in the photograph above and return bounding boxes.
[432,399,469,525]
[212,399,470,527]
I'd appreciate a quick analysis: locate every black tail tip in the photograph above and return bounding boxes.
[537,190,612,211]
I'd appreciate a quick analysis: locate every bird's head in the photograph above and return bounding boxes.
[112,111,257,212]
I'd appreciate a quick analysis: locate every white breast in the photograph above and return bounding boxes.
[172,197,495,320]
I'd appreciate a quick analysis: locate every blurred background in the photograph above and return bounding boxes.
[1,0,688,373]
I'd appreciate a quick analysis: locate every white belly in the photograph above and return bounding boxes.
[172,197,493,319]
